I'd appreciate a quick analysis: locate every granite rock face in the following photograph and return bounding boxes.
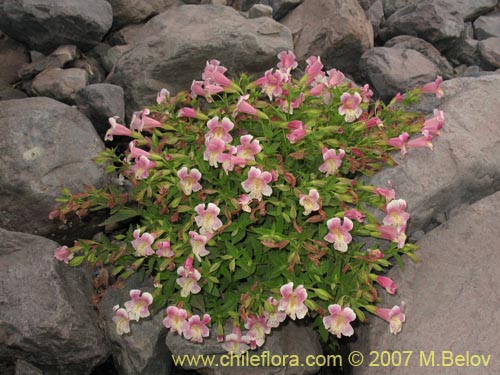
[32,67,89,103]
[0,32,29,84]
[108,4,293,112]
[107,0,179,29]
[0,97,107,241]
[281,0,373,75]
[350,191,500,374]
[0,228,109,374]
[0,0,113,54]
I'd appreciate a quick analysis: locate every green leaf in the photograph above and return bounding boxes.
[99,208,139,226]
[69,256,84,267]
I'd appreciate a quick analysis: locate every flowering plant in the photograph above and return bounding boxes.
[52,52,444,350]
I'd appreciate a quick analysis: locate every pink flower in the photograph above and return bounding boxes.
[367,249,384,260]
[205,116,234,143]
[241,166,273,201]
[184,314,211,343]
[202,59,230,86]
[374,305,406,334]
[244,315,271,349]
[126,140,151,163]
[130,109,162,132]
[324,217,353,252]
[218,146,247,174]
[383,199,410,229]
[387,132,409,157]
[366,117,384,129]
[203,137,227,168]
[222,326,251,355]
[163,306,188,336]
[236,134,262,162]
[374,181,396,202]
[176,257,202,297]
[156,240,173,258]
[263,297,286,328]
[194,203,223,235]
[319,148,345,176]
[177,167,202,195]
[233,94,257,117]
[305,56,324,85]
[54,245,73,264]
[407,130,433,150]
[309,81,326,97]
[104,117,131,141]
[238,194,252,213]
[374,276,397,295]
[299,188,320,215]
[421,76,443,98]
[178,107,197,118]
[204,83,225,97]
[286,120,307,144]
[277,50,298,77]
[124,289,153,321]
[132,229,155,257]
[256,69,285,100]
[422,109,445,136]
[360,84,374,102]
[339,92,363,122]
[394,92,404,102]
[326,69,345,87]
[344,209,365,223]
[132,155,156,180]
[376,225,407,248]
[278,282,308,320]
[156,88,170,104]
[322,304,356,339]
[191,80,205,98]
[189,231,210,262]
[277,92,305,114]
[112,305,131,335]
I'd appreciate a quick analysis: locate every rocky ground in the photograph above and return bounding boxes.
[1,0,499,374]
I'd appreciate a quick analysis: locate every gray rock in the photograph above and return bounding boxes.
[445,22,484,67]
[107,0,179,29]
[0,81,27,101]
[167,319,322,375]
[367,75,500,235]
[380,0,418,17]
[0,32,29,84]
[379,2,464,49]
[18,45,80,80]
[70,55,107,84]
[478,37,500,68]
[0,0,113,54]
[0,228,109,374]
[281,0,373,76]
[461,64,500,77]
[350,191,500,374]
[107,4,293,113]
[264,0,303,20]
[15,359,44,375]
[0,97,107,241]
[230,0,260,11]
[107,23,148,46]
[435,0,498,21]
[99,274,172,375]
[32,67,89,103]
[364,0,384,37]
[248,4,273,18]
[75,84,125,137]
[360,47,439,100]
[474,12,500,40]
[385,35,454,78]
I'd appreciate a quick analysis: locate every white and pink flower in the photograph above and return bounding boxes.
[131,229,155,257]
[305,56,324,85]
[383,199,410,229]
[233,94,257,117]
[374,276,397,295]
[322,304,356,339]
[241,167,273,201]
[422,109,444,136]
[178,107,198,118]
[176,257,202,297]
[326,68,345,87]
[263,297,286,328]
[238,194,252,213]
[222,326,251,355]
[339,92,363,122]
[184,314,211,343]
[104,117,132,141]
[299,189,320,216]
[278,282,308,320]
[319,148,345,176]
[205,116,234,143]
[189,231,210,262]
[177,167,202,195]
[156,240,174,258]
[163,306,188,335]
[132,155,156,180]
[324,217,353,253]
[286,120,307,144]
[129,108,162,132]
[156,88,170,104]
[124,289,153,321]
[376,225,407,249]
[203,137,227,168]
[112,305,131,335]
[194,203,223,235]
[421,76,443,98]
[344,209,365,223]
[236,134,262,162]
[244,315,270,349]
[277,50,298,78]
[218,146,247,174]
[387,132,409,157]
[54,245,74,264]
[256,69,285,100]
[374,305,406,334]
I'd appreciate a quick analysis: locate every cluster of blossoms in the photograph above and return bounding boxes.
[53,50,444,352]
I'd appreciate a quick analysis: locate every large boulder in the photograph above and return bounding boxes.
[107,4,293,113]
[379,2,464,50]
[280,0,373,76]
[0,228,109,374]
[106,0,178,29]
[367,75,500,235]
[0,0,113,54]
[350,191,500,374]
[32,67,89,103]
[0,97,108,241]
[360,47,439,100]
[99,275,172,375]
[478,37,500,68]
[473,12,500,40]
[0,32,29,84]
